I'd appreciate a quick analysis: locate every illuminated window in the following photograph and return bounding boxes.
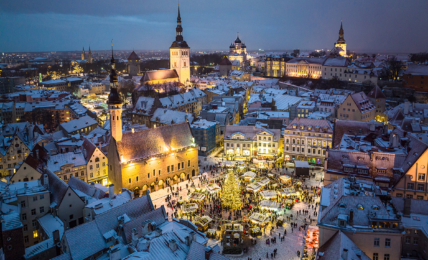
[357,204,364,210]
[33,230,38,238]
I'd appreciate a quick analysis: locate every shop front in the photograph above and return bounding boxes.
[306,157,323,165]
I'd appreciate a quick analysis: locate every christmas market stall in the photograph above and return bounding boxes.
[279,187,299,198]
[224,161,236,168]
[188,192,205,202]
[256,177,270,187]
[250,227,261,237]
[206,183,221,194]
[194,216,213,231]
[242,171,257,182]
[260,200,281,212]
[280,175,291,184]
[222,222,244,254]
[181,203,198,214]
[259,190,278,200]
[246,183,262,193]
[249,213,271,226]
[284,199,295,210]
[207,228,217,239]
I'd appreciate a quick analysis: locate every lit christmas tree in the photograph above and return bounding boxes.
[221,172,242,209]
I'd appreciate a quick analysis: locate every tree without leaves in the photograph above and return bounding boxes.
[382,56,404,81]
[409,52,428,64]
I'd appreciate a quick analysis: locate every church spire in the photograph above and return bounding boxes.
[81,46,86,60]
[175,4,183,42]
[88,45,91,53]
[337,20,345,43]
[108,40,123,143]
[110,40,117,85]
[177,4,181,23]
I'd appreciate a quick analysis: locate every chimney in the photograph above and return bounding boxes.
[118,216,125,225]
[139,239,150,252]
[404,101,410,115]
[53,230,60,244]
[151,221,157,231]
[109,247,121,260]
[169,239,178,252]
[369,121,375,131]
[44,174,49,189]
[404,198,411,217]
[109,184,115,199]
[142,220,151,236]
[204,246,212,260]
[185,235,191,246]
[383,124,388,134]
[349,209,354,226]
[390,134,399,148]
[190,231,197,242]
[342,249,348,260]
[131,228,138,247]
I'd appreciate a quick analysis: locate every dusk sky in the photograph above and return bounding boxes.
[1,0,427,53]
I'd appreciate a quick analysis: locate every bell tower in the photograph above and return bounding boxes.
[81,46,86,60]
[334,21,347,57]
[88,46,93,63]
[170,4,190,85]
[107,41,123,142]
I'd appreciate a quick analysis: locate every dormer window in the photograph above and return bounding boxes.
[357,204,364,210]
[372,205,379,210]
[292,124,297,129]
[338,203,347,209]
[344,167,354,173]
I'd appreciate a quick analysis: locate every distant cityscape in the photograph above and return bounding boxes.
[0,2,428,260]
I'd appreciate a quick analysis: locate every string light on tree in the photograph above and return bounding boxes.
[221,172,242,209]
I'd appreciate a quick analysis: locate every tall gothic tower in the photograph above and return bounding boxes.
[334,21,347,57]
[107,43,123,142]
[81,47,86,60]
[170,5,190,85]
[88,46,93,63]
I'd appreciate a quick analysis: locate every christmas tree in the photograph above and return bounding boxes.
[221,172,242,209]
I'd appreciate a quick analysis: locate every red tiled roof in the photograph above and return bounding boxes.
[350,92,375,113]
[116,122,194,162]
[219,57,232,66]
[367,85,386,99]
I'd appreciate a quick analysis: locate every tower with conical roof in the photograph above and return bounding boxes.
[334,21,347,56]
[170,4,190,85]
[81,47,86,60]
[108,41,123,142]
[127,51,140,76]
[88,46,93,63]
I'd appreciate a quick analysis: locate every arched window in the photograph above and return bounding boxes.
[95,157,100,162]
